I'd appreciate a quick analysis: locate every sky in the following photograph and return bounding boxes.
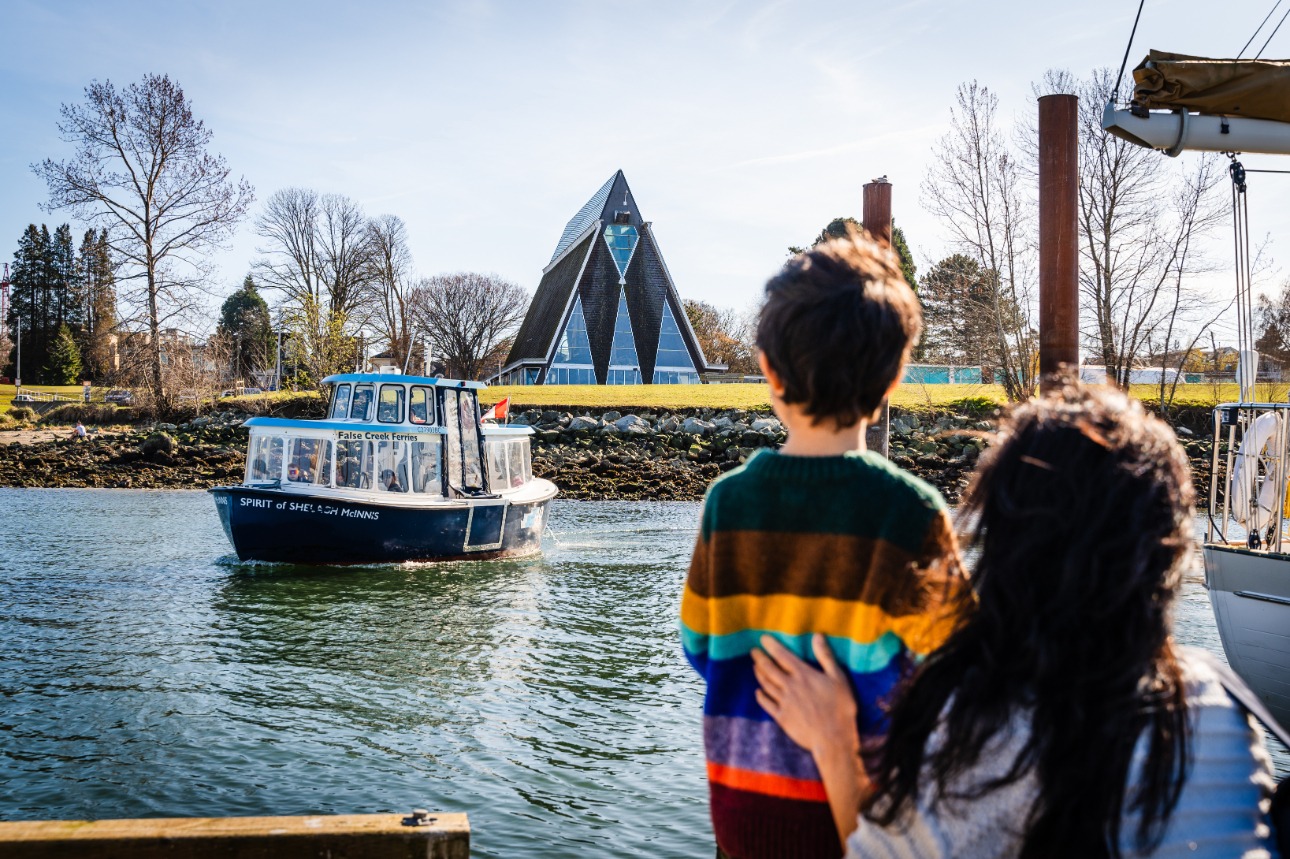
[1,0,1288,343]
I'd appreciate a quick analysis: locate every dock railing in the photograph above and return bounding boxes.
[0,811,469,859]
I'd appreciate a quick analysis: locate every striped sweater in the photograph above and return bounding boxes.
[681,449,964,859]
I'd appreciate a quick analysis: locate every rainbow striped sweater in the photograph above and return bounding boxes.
[681,449,963,859]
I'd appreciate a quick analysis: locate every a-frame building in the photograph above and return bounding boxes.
[493,171,717,385]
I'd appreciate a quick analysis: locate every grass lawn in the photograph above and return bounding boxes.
[1,385,92,413]
[480,381,1279,414]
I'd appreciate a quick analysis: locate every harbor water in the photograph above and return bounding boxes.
[0,489,1284,857]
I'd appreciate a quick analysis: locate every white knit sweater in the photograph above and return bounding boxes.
[846,650,1279,858]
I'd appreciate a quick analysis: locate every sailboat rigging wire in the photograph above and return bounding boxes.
[1239,0,1282,57]
[1245,168,1290,173]
[1114,0,1147,102]
[1255,5,1290,58]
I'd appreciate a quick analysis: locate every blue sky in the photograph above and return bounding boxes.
[1,0,1286,334]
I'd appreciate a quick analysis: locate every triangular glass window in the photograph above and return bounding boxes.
[653,301,700,383]
[608,289,639,368]
[553,296,593,364]
[603,224,639,285]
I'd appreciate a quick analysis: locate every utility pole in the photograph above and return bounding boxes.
[15,315,21,393]
[0,263,9,330]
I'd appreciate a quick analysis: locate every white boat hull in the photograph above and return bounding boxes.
[1204,544,1290,727]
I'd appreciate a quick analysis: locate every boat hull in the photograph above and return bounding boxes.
[1203,543,1290,727]
[209,485,553,564]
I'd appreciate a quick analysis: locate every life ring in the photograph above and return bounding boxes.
[1229,411,1287,532]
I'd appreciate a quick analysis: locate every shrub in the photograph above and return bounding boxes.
[38,404,125,426]
[140,432,176,457]
[943,395,1001,418]
[6,405,38,423]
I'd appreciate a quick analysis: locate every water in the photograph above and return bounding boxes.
[0,490,1283,858]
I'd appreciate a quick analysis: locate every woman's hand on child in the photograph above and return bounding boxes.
[753,633,860,758]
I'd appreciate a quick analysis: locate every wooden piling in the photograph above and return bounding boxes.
[863,177,893,457]
[0,812,470,859]
[1038,94,1080,390]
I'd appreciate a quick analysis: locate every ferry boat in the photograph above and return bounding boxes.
[209,372,557,564]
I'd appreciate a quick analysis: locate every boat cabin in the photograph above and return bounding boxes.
[241,372,534,500]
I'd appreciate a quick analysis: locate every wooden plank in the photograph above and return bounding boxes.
[0,812,469,859]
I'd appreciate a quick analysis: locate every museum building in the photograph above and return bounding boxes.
[491,171,718,385]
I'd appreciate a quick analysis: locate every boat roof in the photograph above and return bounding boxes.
[322,372,486,390]
[245,417,447,434]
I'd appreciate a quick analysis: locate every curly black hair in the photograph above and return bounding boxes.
[864,377,1194,858]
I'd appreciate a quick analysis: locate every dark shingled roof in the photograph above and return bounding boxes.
[502,170,713,382]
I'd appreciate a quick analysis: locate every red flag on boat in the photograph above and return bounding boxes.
[481,397,510,423]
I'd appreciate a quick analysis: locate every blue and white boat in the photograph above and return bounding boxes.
[209,371,557,564]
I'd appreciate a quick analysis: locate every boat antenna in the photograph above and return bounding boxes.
[1113,0,1147,105]
[1239,0,1283,57]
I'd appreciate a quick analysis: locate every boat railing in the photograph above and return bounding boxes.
[1207,401,1290,552]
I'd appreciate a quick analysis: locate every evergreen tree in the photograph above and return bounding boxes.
[217,275,273,380]
[51,224,82,330]
[45,323,82,384]
[8,224,53,383]
[78,228,117,380]
[788,216,918,291]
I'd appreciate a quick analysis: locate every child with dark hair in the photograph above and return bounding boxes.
[680,231,965,859]
[754,378,1279,858]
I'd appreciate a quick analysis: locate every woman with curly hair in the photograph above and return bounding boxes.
[753,381,1278,858]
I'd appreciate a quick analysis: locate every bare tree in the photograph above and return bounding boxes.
[409,273,528,380]
[253,188,374,384]
[366,214,416,370]
[34,74,253,406]
[922,81,1037,400]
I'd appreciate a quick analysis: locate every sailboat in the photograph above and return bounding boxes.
[1104,48,1290,727]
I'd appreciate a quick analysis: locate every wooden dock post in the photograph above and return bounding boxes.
[0,811,470,859]
[1038,94,1080,391]
[863,176,893,457]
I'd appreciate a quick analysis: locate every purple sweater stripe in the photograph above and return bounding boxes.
[704,714,820,781]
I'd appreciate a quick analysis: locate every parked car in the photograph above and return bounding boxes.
[105,389,134,406]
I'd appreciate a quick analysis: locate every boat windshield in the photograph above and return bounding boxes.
[377,385,405,424]
[349,385,374,422]
[287,438,332,486]
[247,436,284,482]
[410,386,434,425]
[487,438,532,492]
[330,384,351,420]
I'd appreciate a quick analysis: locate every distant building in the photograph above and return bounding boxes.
[492,171,719,385]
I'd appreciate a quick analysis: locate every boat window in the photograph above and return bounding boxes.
[349,384,374,422]
[411,438,442,494]
[247,436,284,482]
[442,389,464,490]
[336,439,368,489]
[374,438,409,493]
[458,391,484,490]
[287,438,332,486]
[488,441,509,493]
[377,385,405,424]
[410,386,434,425]
[330,384,352,420]
[508,441,525,488]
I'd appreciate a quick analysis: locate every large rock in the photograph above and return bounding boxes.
[682,417,715,436]
[751,417,782,433]
[567,415,600,432]
[658,415,680,433]
[614,414,651,434]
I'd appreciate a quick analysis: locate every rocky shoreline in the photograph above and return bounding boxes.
[0,405,1216,504]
